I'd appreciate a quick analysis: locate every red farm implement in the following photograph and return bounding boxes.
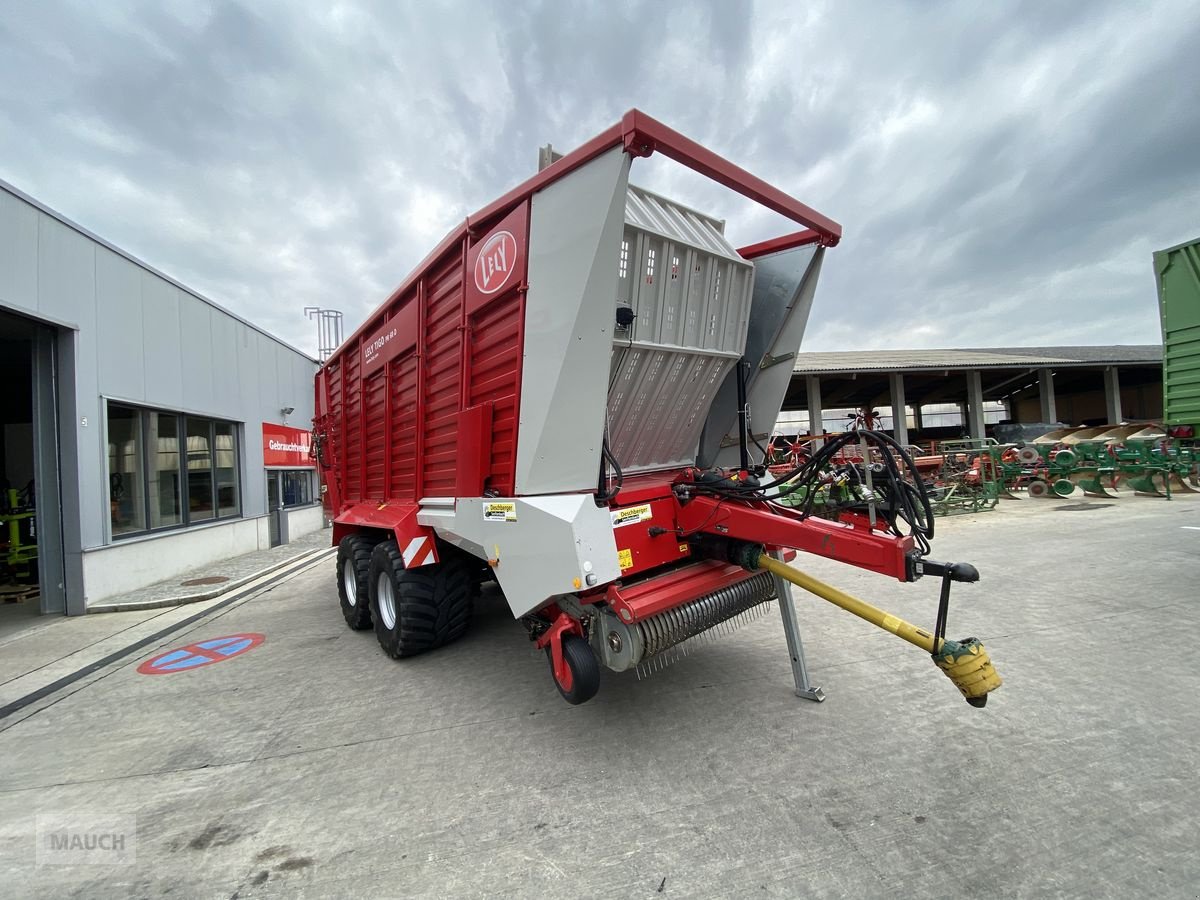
[313,110,1001,708]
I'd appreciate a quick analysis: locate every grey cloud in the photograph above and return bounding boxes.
[1,0,1197,355]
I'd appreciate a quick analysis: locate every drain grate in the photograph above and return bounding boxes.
[180,576,231,587]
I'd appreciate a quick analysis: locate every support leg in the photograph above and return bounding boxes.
[770,552,824,702]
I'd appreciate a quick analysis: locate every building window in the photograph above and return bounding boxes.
[915,403,964,429]
[274,470,313,507]
[107,405,145,535]
[148,412,182,529]
[186,417,215,521]
[107,402,240,538]
[215,422,239,517]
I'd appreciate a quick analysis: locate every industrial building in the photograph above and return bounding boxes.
[782,346,1164,446]
[0,179,320,618]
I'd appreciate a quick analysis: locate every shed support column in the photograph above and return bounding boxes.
[966,370,986,439]
[806,375,824,448]
[889,372,908,447]
[1104,366,1123,424]
[1038,368,1057,422]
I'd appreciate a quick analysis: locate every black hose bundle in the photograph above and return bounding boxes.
[689,430,935,553]
[598,436,624,503]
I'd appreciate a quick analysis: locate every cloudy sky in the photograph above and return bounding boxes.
[2,0,1197,357]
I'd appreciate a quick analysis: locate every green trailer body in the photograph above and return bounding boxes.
[1154,237,1200,431]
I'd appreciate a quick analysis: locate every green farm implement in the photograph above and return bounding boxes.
[1007,425,1198,500]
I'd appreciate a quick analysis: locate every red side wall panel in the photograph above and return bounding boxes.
[421,255,464,497]
[316,201,529,515]
[387,349,419,497]
[343,352,362,498]
[468,290,522,495]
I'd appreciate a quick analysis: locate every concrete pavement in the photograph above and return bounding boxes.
[1,495,1198,898]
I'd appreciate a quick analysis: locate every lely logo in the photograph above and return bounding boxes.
[474,230,517,295]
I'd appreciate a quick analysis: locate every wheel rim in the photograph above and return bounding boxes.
[343,563,358,607]
[377,572,397,631]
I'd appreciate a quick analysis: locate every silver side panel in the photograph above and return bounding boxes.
[699,246,824,468]
[607,345,738,470]
[417,496,621,619]
[608,189,756,472]
[623,185,739,260]
[515,148,632,495]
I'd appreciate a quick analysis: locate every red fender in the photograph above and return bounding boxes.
[332,502,441,569]
[535,608,585,691]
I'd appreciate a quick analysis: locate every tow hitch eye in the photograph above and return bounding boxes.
[933,637,1001,707]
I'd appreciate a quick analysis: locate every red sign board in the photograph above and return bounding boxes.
[474,230,518,295]
[362,301,417,376]
[262,423,314,468]
[466,203,528,315]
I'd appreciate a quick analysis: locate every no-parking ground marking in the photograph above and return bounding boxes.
[137,633,265,675]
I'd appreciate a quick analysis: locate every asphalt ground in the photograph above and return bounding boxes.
[1,493,1198,898]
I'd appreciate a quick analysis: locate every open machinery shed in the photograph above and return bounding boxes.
[785,345,1164,444]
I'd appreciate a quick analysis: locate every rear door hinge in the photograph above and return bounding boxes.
[759,351,795,370]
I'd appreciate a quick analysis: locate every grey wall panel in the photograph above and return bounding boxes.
[95,249,146,401]
[38,217,109,552]
[235,321,258,402]
[210,309,242,409]
[36,217,95,326]
[179,294,215,413]
[274,340,291,414]
[140,277,184,407]
[234,324,261,517]
[287,353,310,417]
[258,337,280,418]
[74,318,106,552]
[0,189,38,312]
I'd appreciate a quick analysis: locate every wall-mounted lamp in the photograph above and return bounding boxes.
[281,406,295,417]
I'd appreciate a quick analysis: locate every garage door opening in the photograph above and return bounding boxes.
[0,308,67,630]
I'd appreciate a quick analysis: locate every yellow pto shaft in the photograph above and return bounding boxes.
[757,554,1002,707]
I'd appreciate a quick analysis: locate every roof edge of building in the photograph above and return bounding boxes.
[1,177,319,365]
[792,345,1163,374]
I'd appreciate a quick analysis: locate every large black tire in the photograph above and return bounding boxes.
[336,535,376,630]
[546,634,601,706]
[368,541,476,659]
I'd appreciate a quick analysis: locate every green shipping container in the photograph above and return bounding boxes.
[1154,237,1200,430]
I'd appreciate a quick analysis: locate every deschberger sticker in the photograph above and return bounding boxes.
[610,504,652,528]
[483,502,517,522]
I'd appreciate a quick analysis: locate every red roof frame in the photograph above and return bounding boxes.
[335,108,841,356]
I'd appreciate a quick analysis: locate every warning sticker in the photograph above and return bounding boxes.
[611,504,652,529]
[618,548,634,570]
[483,502,517,522]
